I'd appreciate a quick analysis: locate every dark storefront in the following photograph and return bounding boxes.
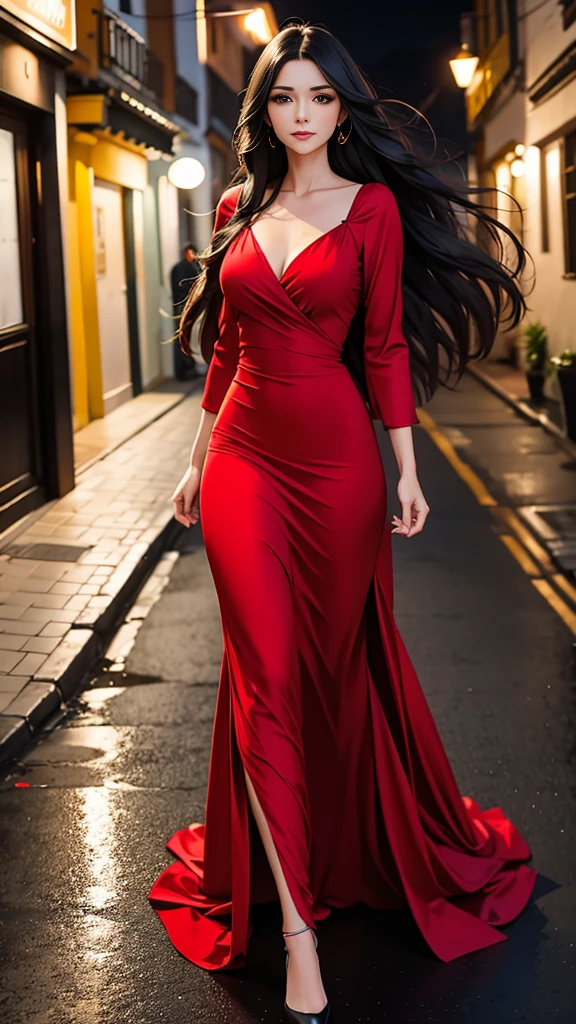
[0,3,75,533]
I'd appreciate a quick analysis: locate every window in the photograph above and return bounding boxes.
[0,128,23,329]
[562,130,576,275]
[119,0,133,14]
[175,76,199,126]
[494,0,506,39]
[477,0,508,56]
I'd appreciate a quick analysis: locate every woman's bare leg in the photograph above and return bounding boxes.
[243,767,328,1013]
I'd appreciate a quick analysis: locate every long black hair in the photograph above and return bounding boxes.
[179,20,527,408]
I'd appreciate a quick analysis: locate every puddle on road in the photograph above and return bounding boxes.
[86,666,163,690]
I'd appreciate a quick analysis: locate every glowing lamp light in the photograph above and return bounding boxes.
[244,7,273,44]
[167,157,206,190]
[510,158,526,178]
[515,143,526,157]
[449,44,480,89]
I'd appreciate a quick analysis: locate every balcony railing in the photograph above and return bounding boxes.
[99,7,164,105]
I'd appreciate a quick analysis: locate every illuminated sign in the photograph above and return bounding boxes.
[1,0,76,52]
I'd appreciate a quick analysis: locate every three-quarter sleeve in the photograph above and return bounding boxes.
[361,185,419,429]
[201,185,243,415]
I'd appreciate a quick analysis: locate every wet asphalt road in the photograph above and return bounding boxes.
[1,378,576,1024]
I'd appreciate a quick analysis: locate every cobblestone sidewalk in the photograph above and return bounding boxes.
[0,390,203,765]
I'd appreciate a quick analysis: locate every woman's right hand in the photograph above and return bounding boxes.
[171,465,202,528]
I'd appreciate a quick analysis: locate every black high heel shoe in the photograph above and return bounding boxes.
[282,924,331,1023]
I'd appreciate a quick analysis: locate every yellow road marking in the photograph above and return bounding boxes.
[531,579,576,636]
[551,572,576,605]
[417,409,497,507]
[416,406,576,634]
[499,534,541,577]
[491,507,557,574]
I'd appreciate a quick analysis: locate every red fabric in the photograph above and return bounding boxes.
[149,181,536,969]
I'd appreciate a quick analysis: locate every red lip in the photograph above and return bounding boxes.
[292,131,314,138]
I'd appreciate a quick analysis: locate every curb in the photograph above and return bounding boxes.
[0,516,182,770]
[466,364,576,460]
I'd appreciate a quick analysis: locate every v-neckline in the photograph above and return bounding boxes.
[248,182,367,285]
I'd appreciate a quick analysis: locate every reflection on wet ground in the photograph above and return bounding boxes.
[1,412,575,1024]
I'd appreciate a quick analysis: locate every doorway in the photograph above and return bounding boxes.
[92,179,133,414]
[0,110,43,532]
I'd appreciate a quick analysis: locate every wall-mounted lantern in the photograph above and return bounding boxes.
[167,157,206,190]
[449,43,480,89]
[449,12,479,89]
[505,144,527,178]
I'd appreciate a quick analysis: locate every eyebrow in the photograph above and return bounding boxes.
[270,84,335,91]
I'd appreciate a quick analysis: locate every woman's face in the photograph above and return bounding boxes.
[265,59,346,153]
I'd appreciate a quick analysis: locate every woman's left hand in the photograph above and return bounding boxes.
[392,473,430,538]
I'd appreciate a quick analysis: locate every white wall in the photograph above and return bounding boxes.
[522,0,576,87]
[520,2,576,364]
[483,89,525,163]
[157,173,181,378]
[526,75,576,148]
[132,189,151,385]
[142,177,163,387]
[523,142,575,364]
[480,3,576,368]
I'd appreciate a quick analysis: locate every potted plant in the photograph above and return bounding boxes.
[524,321,548,405]
[551,349,576,442]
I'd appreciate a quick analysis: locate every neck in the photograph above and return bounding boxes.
[280,144,337,196]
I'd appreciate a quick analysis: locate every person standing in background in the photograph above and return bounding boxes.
[171,242,202,380]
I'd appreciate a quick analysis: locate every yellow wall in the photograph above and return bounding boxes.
[68,0,101,79]
[66,119,148,428]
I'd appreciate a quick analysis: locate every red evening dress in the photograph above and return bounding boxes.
[148,181,536,969]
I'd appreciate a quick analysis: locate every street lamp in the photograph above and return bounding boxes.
[449,12,479,89]
[449,43,480,89]
[244,7,273,44]
[167,157,206,190]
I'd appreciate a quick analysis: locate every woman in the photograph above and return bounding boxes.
[149,20,536,1023]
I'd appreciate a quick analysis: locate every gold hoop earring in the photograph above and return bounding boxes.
[268,127,277,149]
[337,119,352,145]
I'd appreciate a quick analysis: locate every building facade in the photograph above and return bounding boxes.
[66,0,183,425]
[464,0,576,381]
[65,1,275,430]
[0,0,276,530]
[0,0,76,532]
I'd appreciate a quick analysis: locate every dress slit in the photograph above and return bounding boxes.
[148,180,536,970]
[225,634,318,933]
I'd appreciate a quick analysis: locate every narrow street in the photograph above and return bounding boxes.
[1,377,574,1024]
[2,1,576,1021]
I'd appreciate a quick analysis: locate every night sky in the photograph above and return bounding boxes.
[269,1,471,155]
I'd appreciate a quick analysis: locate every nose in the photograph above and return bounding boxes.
[294,98,309,123]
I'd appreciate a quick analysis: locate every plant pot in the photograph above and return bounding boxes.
[514,336,528,371]
[557,366,576,442]
[526,370,546,405]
